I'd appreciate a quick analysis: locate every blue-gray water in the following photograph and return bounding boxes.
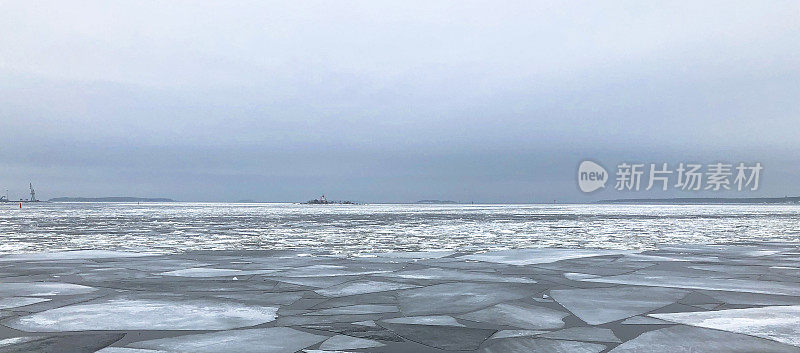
[1,203,798,254]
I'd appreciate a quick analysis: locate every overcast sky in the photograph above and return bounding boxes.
[1,1,799,202]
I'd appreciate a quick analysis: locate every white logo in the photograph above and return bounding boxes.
[578,160,608,193]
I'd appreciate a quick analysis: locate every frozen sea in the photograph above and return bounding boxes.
[0,203,798,254]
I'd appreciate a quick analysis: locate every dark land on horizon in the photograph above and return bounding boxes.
[38,196,800,204]
[598,196,800,204]
[49,197,175,202]
[415,200,458,204]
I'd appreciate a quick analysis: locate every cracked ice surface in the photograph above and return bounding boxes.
[609,325,799,353]
[319,335,385,350]
[129,327,327,353]
[307,304,399,316]
[382,315,465,326]
[396,282,532,315]
[457,302,568,329]
[315,280,418,297]
[489,330,547,339]
[460,248,632,265]
[96,348,171,353]
[650,305,800,347]
[0,242,797,352]
[620,316,671,325]
[580,273,800,296]
[539,327,621,343]
[0,282,97,296]
[0,250,155,262]
[549,286,689,325]
[391,267,536,283]
[0,297,50,309]
[480,338,606,353]
[159,267,277,277]
[0,333,126,353]
[6,297,278,331]
[379,322,496,351]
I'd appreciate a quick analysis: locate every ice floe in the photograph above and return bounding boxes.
[0,297,51,309]
[0,244,796,352]
[460,248,632,265]
[620,316,671,325]
[7,297,278,331]
[0,250,154,262]
[539,327,621,343]
[319,335,385,350]
[277,265,391,278]
[609,325,798,353]
[381,315,464,326]
[480,337,606,353]
[489,330,547,339]
[0,333,125,353]
[129,327,328,353]
[0,282,97,296]
[458,302,568,329]
[391,267,536,283]
[580,273,800,296]
[699,290,800,306]
[651,305,800,347]
[362,250,456,259]
[307,304,399,316]
[549,286,688,325]
[379,322,496,350]
[396,282,532,315]
[96,348,171,353]
[315,280,418,297]
[159,267,276,277]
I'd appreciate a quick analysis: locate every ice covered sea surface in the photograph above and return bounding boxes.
[0,203,798,254]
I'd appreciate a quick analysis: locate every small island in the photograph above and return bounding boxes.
[415,200,458,204]
[303,194,357,205]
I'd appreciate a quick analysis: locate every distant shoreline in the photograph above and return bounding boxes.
[49,197,175,202]
[597,196,800,204]
[415,200,458,204]
[35,197,800,204]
